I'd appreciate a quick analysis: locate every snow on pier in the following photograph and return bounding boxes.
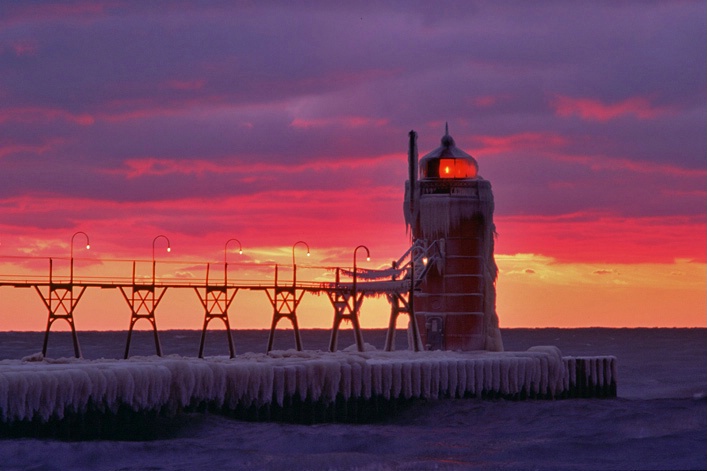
[0,348,616,425]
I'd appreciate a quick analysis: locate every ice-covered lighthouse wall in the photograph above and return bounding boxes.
[404,128,503,352]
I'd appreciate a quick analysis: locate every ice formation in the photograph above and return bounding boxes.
[0,348,616,423]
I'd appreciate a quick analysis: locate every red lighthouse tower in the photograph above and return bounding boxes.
[405,125,503,351]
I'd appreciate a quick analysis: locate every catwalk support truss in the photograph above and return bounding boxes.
[8,241,439,358]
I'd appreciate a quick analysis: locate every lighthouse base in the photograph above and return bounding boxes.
[416,312,485,351]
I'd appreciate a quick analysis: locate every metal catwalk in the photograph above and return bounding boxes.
[0,241,438,358]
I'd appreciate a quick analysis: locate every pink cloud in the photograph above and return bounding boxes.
[11,40,39,57]
[553,95,671,122]
[165,79,207,91]
[550,153,707,178]
[289,116,388,129]
[2,1,114,23]
[102,152,400,179]
[473,96,499,107]
[0,142,58,159]
[474,132,568,154]
[0,107,94,126]
[0,184,409,263]
[496,213,706,264]
[105,158,228,178]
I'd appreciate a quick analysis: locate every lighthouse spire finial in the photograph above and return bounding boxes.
[445,122,449,136]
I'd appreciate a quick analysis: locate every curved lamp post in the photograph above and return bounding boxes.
[352,245,370,293]
[70,231,90,282]
[152,235,171,282]
[224,238,243,283]
[291,240,310,286]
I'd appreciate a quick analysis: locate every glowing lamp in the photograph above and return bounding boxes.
[418,126,479,180]
[436,158,477,179]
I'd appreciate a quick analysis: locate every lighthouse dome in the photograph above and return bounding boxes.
[419,126,478,179]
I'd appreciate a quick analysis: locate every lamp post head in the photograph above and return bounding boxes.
[352,245,371,291]
[152,234,171,260]
[225,238,243,252]
[224,238,244,265]
[353,244,371,264]
[70,231,90,258]
[292,240,310,266]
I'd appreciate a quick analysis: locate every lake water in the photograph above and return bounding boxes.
[0,328,705,470]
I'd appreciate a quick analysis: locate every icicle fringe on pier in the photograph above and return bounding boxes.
[0,348,616,425]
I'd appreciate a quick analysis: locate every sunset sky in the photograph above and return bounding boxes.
[0,1,704,333]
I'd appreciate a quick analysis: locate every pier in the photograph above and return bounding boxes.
[0,346,617,433]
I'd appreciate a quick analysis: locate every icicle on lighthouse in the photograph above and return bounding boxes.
[405,125,503,352]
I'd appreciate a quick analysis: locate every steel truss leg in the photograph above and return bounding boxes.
[194,286,238,358]
[35,284,85,358]
[265,287,304,352]
[384,292,422,352]
[327,290,365,352]
[119,285,167,359]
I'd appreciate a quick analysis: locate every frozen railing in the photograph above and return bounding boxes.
[0,244,442,294]
[335,238,441,290]
[395,238,442,288]
[419,179,483,196]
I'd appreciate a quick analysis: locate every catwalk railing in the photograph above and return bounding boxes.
[0,241,440,359]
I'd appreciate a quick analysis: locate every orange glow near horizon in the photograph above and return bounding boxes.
[495,254,706,328]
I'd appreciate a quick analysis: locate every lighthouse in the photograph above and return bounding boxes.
[405,125,503,352]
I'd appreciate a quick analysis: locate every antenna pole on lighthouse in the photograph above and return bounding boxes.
[407,130,418,234]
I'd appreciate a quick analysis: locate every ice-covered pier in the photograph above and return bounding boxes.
[0,347,616,432]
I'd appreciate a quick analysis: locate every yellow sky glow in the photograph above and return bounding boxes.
[0,253,703,332]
